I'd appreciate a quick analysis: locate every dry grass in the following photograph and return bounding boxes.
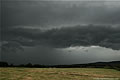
[0,68,120,80]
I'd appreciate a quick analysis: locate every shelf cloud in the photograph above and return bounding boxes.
[1,0,120,64]
[1,25,120,50]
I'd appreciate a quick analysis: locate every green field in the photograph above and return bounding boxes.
[0,68,120,80]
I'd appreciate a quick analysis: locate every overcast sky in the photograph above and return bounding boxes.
[1,0,120,65]
[2,0,120,28]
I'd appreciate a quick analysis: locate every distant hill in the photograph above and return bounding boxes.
[0,61,120,70]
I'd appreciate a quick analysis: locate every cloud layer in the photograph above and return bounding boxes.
[2,1,120,28]
[1,1,120,52]
[1,25,120,50]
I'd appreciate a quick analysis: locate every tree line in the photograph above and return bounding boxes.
[0,61,120,71]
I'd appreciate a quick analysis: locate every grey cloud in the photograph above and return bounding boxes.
[1,1,120,27]
[1,1,120,52]
[1,25,120,50]
[1,0,120,65]
[39,25,120,50]
[1,45,65,65]
[1,45,120,65]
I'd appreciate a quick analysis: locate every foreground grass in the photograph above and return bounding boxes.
[0,68,120,80]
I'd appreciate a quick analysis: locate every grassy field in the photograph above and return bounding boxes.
[0,68,120,80]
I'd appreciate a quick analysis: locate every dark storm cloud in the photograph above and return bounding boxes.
[1,45,64,65]
[1,27,39,47]
[1,1,120,27]
[1,25,120,50]
[37,25,120,50]
[1,0,120,65]
[1,25,120,64]
[1,1,120,51]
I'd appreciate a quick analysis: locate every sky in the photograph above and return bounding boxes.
[0,0,120,65]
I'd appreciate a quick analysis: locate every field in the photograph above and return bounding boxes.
[0,68,120,80]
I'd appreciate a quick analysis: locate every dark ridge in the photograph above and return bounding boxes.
[0,61,120,71]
